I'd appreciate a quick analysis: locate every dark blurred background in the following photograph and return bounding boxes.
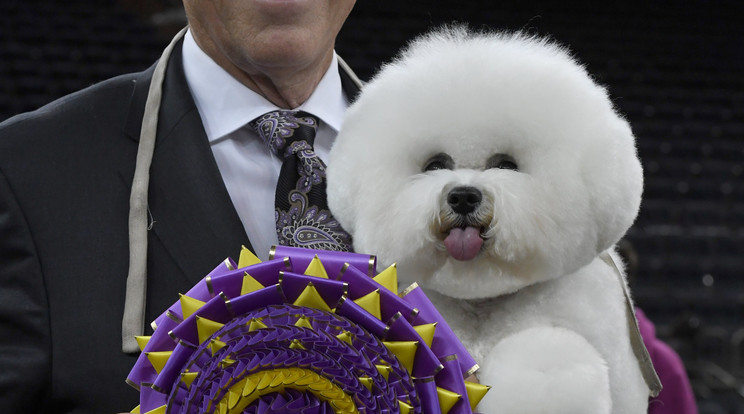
[1,1,742,412]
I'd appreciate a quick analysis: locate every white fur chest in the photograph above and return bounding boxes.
[418,258,622,362]
[410,257,649,413]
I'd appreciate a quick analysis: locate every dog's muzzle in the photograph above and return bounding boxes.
[438,186,492,261]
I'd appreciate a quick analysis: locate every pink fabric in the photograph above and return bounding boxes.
[636,308,698,414]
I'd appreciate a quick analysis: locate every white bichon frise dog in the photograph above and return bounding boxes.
[328,27,660,413]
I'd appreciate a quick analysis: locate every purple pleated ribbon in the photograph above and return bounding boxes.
[126,246,485,413]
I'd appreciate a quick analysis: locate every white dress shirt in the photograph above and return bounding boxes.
[181,30,349,260]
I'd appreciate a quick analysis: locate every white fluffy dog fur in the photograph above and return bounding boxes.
[328,27,653,413]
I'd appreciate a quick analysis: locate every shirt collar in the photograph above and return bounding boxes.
[182,29,347,142]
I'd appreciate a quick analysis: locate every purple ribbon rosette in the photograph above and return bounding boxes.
[126,246,490,414]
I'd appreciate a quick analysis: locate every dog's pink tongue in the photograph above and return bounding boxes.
[444,226,483,261]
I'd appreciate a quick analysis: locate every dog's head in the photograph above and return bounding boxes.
[328,27,643,299]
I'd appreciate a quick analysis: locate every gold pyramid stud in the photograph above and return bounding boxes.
[382,341,418,373]
[358,376,373,391]
[209,339,227,356]
[336,331,354,346]
[464,380,491,410]
[134,336,151,352]
[304,255,329,278]
[195,316,225,344]
[398,399,413,414]
[179,294,206,320]
[289,339,306,350]
[413,322,437,347]
[142,405,166,414]
[240,272,265,295]
[436,387,462,414]
[145,351,172,374]
[293,283,332,312]
[294,315,314,330]
[247,318,268,332]
[219,358,236,369]
[373,263,398,293]
[181,371,199,389]
[238,245,262,268]
[353,289,382,320]
[375,364,392,380]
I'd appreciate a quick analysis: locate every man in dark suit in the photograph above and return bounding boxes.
[0,1,359,413]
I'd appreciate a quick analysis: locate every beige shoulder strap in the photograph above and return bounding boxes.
[600,251,663,397]
[121,26,188,353]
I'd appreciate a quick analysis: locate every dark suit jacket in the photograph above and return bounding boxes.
[0,41,361,414]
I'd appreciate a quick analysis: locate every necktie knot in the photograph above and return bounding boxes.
[250,110,319,159]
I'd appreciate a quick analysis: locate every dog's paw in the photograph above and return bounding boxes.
[477,326,611,414]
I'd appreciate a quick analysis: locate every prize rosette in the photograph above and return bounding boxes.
[127,246,489,414]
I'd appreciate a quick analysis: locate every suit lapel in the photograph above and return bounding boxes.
[125,41,249,285]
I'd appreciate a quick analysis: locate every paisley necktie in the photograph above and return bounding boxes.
[250,110,352,251]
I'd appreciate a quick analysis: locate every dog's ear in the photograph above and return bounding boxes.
[326,145,359,235]
[327,104,372,236]
[581,114,643,254]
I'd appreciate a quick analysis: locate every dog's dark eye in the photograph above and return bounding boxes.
[486,154,518,171]
[423,153,454,172]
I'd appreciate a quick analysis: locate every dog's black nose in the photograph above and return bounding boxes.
[447,186,482,215]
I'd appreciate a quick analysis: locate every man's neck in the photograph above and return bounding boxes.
[190,27,333,109]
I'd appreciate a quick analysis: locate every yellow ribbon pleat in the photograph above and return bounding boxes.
[181,371,199,389]
[289,339,306,350]
[413,323,437,348]
[293,283,332,312]
[238,246,262,268]
[240,273,264,295]
[358,376,373,391]
[134,336,151,352]
[336,331,354,346]
[304,255,329,278]
[217,368,358,414]
[398,399,413,414]
[373,263,398,293]
[142,405,166,414]
[464,380,491,410]
[195,316,225,344]
[209,339,227,356]
[353,289,382,320]
[382,341,418,373]
[179,294,206,320]
[436,387,462,414]
[145,351,172,374]
[247,318,268,332]
[294,315,314,330]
